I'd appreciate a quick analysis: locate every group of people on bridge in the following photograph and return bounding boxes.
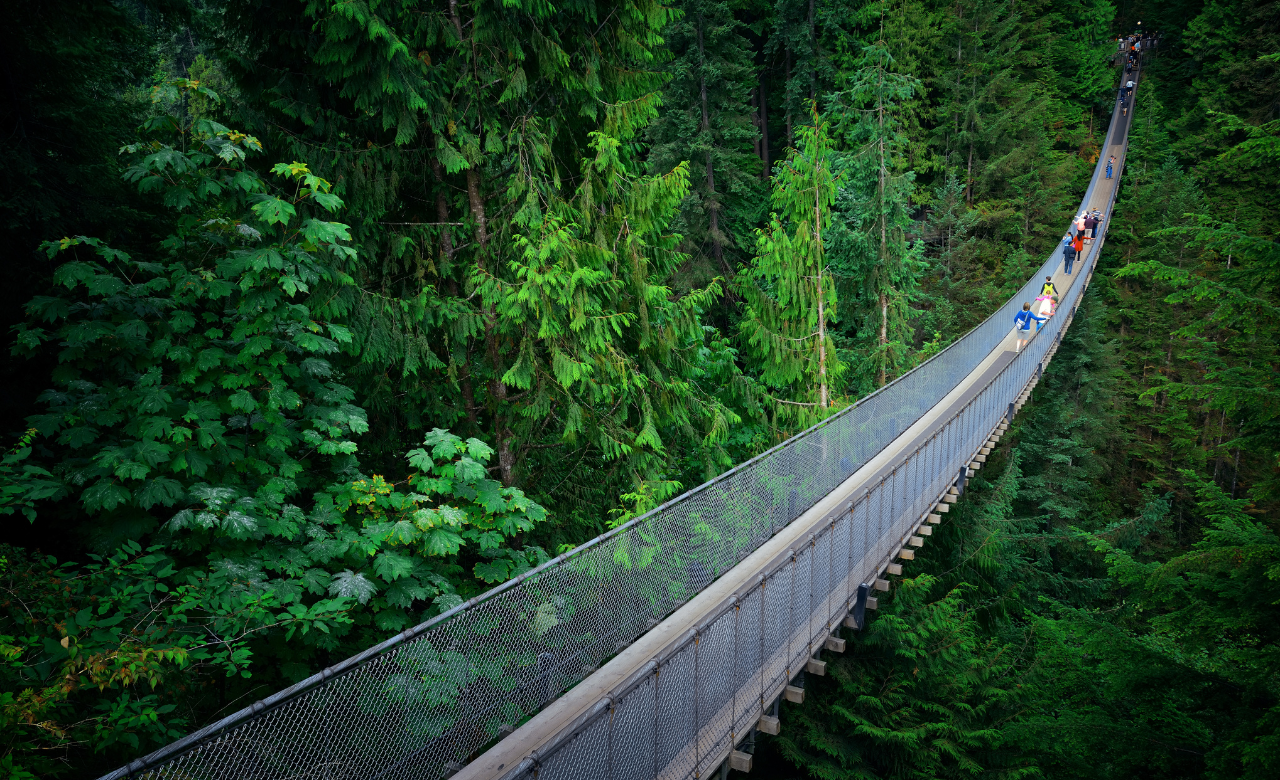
[1012,35,1140,360]
[1014,277,1059,353]
[1118,29,1155,115]
[1012,208,1105,352]
[1064,210,1102,275]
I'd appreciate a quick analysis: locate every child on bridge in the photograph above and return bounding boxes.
[1015,303,1046,353]
[1035,294,1057,331]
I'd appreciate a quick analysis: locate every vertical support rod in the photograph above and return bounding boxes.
[850,583,870,631]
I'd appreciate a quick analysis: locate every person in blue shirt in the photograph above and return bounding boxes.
[1014,302,1046,353]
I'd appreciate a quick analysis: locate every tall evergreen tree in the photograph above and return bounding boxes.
[869,0,950,184]
[774,577,1034,779]
[737,110,842,423]
[933,0,1027,205]
[648,0,765,290]
[767,456,1038,780]
[827,10,924,389]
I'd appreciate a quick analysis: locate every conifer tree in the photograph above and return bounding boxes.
[865,0,949,182]
[648,0,765,287]
[827,10,924,389]
[930,0,1116,246]
[934,0,1026,204]
[475,132,741,509]
[774,578,1034,779]
[766,0,830,151]
[738,109,841,423]
[917,172,983,340]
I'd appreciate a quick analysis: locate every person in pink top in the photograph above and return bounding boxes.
[1035,294,1055,331]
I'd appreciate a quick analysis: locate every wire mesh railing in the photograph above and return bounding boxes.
[103,71,1134,780]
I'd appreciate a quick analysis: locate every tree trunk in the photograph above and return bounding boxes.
[751,89,761,160]
[965,141,974,204]
[466,169,489,262]
[429,153,455,265]
[808,0,816,101]
[430,149,477,427]
[697,15,728,275]
[759,77,770,176]
[1212,409,1226,481]
[876,19,889,388]
[785,46,794,148]
[466,167,516,486]
[448,0,465,38]
[878,291,888,386]
[815,160,827,409]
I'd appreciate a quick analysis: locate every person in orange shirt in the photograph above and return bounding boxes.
[1068,234,1084,274]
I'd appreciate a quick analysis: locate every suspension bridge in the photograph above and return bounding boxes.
[102,61,1143,780]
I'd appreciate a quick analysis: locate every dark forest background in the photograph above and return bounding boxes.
[0,0,1276,778]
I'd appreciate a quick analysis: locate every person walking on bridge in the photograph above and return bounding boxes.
[1063,239,1078,275]
[1035,294,1058,331]
[1085,212,1098,242]
[1015,303,1046,353]
[1106,155,1115,179]
[1041,276,1059,296]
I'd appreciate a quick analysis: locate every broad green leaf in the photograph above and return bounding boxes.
[251,196,297,227]
[373,551,415,582]
[327,570,378,604]
[473,559,512,584]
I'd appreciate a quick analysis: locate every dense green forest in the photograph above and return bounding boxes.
[0,0,1275,778]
